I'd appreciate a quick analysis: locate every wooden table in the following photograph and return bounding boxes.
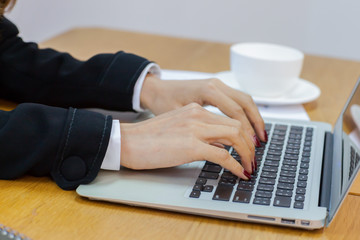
[1,28,360,240]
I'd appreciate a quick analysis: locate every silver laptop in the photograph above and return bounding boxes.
[77,77,360,230]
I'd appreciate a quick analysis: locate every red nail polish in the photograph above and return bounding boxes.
[243,170,252,180]
[264,130,268,142]
[255,160,258,171]
[251,162,255,173]
[253,135,261,147]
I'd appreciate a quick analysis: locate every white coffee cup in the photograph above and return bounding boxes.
[230,42,304,98]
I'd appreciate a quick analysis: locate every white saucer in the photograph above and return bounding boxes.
[215,71,321,105]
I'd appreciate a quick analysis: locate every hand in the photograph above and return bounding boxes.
[140,75,267,144]
[121,103,255,178]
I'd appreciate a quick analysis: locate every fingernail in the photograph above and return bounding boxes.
[243,170,252,180]
[251,162,255,173]
[253,135,261,147]
[264,130,268,142]
[255,159,258,171]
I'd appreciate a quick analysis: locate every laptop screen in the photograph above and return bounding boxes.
[328,77,360,224]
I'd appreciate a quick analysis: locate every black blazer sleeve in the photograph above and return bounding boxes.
[0,17,151,190]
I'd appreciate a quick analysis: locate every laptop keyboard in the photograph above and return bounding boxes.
[189,123,314,209]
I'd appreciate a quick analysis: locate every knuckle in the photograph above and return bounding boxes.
[234,106,245,115]
[187,103,205,117]
[249,141,255,152]
[187,102,201,109]
[217,148,230,161]
[230,126,241,139]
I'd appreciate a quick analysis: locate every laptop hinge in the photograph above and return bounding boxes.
[319,131,333,209]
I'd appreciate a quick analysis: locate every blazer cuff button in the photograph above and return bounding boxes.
[60,156,87,181]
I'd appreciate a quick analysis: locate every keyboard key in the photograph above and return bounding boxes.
[298,174,308,181]
[269,145,283,151]
[297,181,307,188]
[272,135,286,141]
[282,165,297,172]
[266,155,281,161]
[199,171,219,179]
[285,149,300,155]
[233,190,252,203]
[255,190,272,198]
[196,178,207,185]
[273,130,286,136]
[289,134,302,140]
[237,183,254,191]
[305,136,313,141]
[291,126,303,131]
[262,166,278,173]
[203,185,214,192]
[277,183,294,190]
[296,188,306,195]
[219,178,237,186]
[299,169,308,175]
[280,170,296,178]
[294,201,304,209]
[253,197,271,206]
[190,190,201,198]
[301,157,310,163]
[259,177,276,185]
[288,139,301,145]
[276,189,293,197]
[275,124,288,131]
[295,194,305,202]
[203,164,222,173]
[287,143,301,149]
[213,184,233,201]
[303,146,312,152]
[284,154,299,160]
[205,161,220,166]
[264,160,279,167]
[279,176,295,184]
[221,172,238,180]
[273,196,292,208]
[193,184,204,191]
[305,131,313,137]
[255,156,263,163]
[271,139,285,145]
[265,123,273,129]
[257,184,274,192]
[283,159,298,166]
[303,152,311,157]
[261,171,277,179]
[256,149,264,155]
[300,163,309,169]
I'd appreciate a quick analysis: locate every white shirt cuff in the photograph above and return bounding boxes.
[132,63,161,112]
[101,120,121,170]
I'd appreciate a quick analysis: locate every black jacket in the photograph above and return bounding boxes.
[0,17,151,190]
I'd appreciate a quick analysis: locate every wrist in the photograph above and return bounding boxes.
[140,74,161,110]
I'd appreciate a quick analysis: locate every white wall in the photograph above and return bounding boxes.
[5,0,360,61]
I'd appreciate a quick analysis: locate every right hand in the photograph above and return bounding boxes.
[120,103,256,179]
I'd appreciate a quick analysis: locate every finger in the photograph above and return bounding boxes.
[215,81,266,142]
[197,141,251,180]
[201,86,258,144]
[196,123,254,173]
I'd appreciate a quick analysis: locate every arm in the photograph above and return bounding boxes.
[0,17,150,111]
[0,103,112,190]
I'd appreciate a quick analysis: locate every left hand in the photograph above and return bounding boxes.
[140,74,266,143]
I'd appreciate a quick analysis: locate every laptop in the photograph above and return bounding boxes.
[77,77,360,230]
